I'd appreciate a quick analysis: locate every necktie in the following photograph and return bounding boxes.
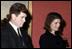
[17,28,26,48]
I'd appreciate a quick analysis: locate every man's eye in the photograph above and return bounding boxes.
[21,17,24,18]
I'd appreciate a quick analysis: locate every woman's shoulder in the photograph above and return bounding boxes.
[40,32,50,40]
[40,33,46,38]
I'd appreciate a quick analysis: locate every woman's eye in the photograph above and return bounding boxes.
[55,22,57,24]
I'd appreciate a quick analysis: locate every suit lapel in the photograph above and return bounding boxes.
[6,23,23,47]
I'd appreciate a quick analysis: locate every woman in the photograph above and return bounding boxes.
[39,12,65,48]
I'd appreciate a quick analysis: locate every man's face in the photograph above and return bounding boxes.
[13,12,27,27]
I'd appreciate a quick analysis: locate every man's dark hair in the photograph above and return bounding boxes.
[7,3,28,21]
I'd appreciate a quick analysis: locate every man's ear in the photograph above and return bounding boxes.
[11,14,16,20]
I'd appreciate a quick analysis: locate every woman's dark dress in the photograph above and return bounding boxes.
[39,30,65,48]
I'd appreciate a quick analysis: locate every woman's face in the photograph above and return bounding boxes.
[50,19,61,32]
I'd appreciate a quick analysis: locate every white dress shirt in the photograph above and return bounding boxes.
[9,21,22,36]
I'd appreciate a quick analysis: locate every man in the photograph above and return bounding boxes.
[1,3,32,48]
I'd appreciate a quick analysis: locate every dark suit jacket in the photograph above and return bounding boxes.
[39,30,65,48]
[1,22,32,48]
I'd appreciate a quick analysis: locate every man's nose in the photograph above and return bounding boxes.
[23,18,26,22]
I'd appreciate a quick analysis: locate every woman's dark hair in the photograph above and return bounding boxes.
[7,3,28,21]
[44,12,64,32]
[1,18,8,29]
